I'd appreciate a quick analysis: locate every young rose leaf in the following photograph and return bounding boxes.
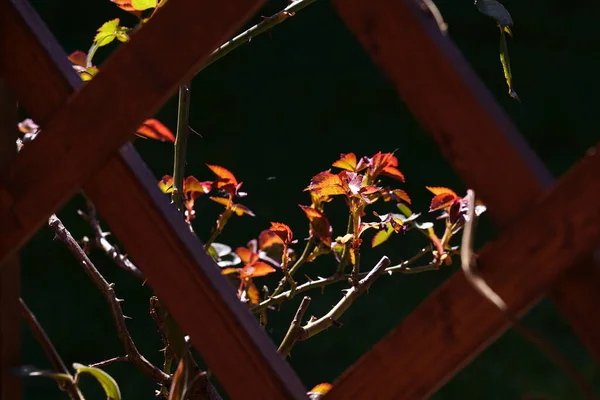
[309,383,333,396]
[299,205,332,246]
[168,358,188,400]
[80,67,99,81]
[269,222,294,244]
[221,267,240,276]
[68,50,87,67]
[430,193,459,212]
[332,153,358,171]
[369,152,405,182]
[247,281,260,305]
[305,171,346,197]
[336,233,354,244]
[183,176,211,197]
[73,363,121,400]
[382,188,411,204]
[94,19,121,47]
[381,165,405,182]
[425,186,458,197]
[258,229,282,250]
[235,247,259,265]
[372,224,395,248]
[207,164,238,186]
[240,262,276,279]
[136,119,175,142]
[111,0,136,11]
[210,196,231,208]
[232,203,255,217]
[131,0,157,10]
[158,175,174,193]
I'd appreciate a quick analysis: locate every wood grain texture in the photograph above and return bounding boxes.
[0,1,307,398]
[328,142,600,399]
[330,0,600,397]
[0,0,265,263]
[0,79,21,400]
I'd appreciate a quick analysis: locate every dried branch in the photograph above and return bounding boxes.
[78,199,145,281]
[19,298,84,400]
[89,356,129,369]
[49,214,170,386]
[276,257,389,359]
[277,296,311,358]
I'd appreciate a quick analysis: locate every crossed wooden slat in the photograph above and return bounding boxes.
[1,0,599,399]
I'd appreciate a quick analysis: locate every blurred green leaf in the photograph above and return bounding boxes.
[12,366,73,383]
[131,0,157,10]
[500,30,520,101]
[73,363,121,400]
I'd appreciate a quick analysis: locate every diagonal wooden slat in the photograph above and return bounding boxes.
[327,141,600,399]
[0,0,307,398]
[329,0,600,397]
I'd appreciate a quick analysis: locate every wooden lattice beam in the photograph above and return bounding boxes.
[329,0,600,397]
[0,0,307,398]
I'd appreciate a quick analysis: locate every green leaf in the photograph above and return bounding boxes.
[94,19,121,47]
[73,363,121,400]
[131,0,157,10]
[500,30,519,101]
[115,26,130,43]
[372,224,394,248]
[475,0,513,27]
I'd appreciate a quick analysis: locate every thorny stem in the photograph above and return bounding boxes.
[204,209,233,250]
[89,356,129,369]
[277,296,311,358]
[278,257,389,359]
[49,215,170,386]
[79,198,145,281]
[172,82,192,214]
[199,0,318,74]
[336,214,354,274]
[271,237,316,298]
[19,299,84,400]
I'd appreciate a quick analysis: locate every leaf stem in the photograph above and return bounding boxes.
[172,82,192,213]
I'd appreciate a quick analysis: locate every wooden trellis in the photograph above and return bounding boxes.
[1,0,599,398]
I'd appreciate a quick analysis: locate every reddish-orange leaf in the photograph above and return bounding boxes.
[426,186,458,197]
[305,171,346,197]
[68,50,87,67]
[309,383,333,395]
[391,189,411,204]
[168,357,187,400]
[332,153,357,171]
[158,175,174,193]
[240,262,275,279]
[232,203,255,217]
[259,229,283,249]
[111,0,137,11]
[247,281,260,305]
[430,193,459,212]
[269,222,294,244]
[209,196,231,208]
[136,119,175,142]
[206,164,238,186]
[235,247,259,264]
[299,205,332,246]
[221,267,240,276]
[381,166,405,182]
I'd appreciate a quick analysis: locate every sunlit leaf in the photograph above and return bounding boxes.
[207,164,238,186]
[18,119,39,134]
[305,171,346,197]
[247,281,260,305]
[94,19,120,47]
[136,119,175,142]
[131,0,157,10]
[309,383,333,395]
[221,267,240,276]
[372,224,394,248]
[183,176,211,197]
[111,0,136,11]
[500,29,519,102]
[269,222,294,244]
[381,166,405,182]
[236,247,259,264]
[210,196,231,207]
[80,66,99,81]
[68,50,87,67]
[332,153,357,171]
[299,205,332,246]
[240,262,276,278]
[73,363,121,400]
[168,357,187,400]
[425,186,458,197]
[232,203,255,217]
[336,233,354,244]
[259,229,283,250]
[430,193,458,212]
[158,175,174,193]
[397,203,413,218]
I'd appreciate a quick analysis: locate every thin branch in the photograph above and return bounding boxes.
[89,356,129,369]
[172,82,192,213]
[271,237,316,297]
[79,198,145,281]
[199,0,317,74]
[49,214,170,386]
[19,298,84,400]
[278,296,311,358]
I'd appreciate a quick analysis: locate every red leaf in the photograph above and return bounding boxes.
[111,0,137,11]
[184,176,211,196]
[206,164,238,187]
[425,186,458,197]
[240,262,276,278]
[136,119,175,142]
[246,281,260,305]
[259,229,283,250]
[332,153,357,171]
[235,247,259,264]
[390,189,411,204]
[305,171,346,197]
[299,205,332,246]
[232,203,255,217]
[68,50,87,67]
[381,166,405,182]
[430,193,459,211]
[269,222,294,244]
[158,175,174,193]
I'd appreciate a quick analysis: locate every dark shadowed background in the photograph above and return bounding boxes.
[18,0,600,398]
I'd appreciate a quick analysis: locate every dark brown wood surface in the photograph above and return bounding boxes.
[330,0,600,397]
[328,141,600,399]
[0,79,21,400]
[0,1,307,398]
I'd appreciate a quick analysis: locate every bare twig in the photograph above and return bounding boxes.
[271,237,316,298]
[49,214,170,386]
[19,298,84,400]
[79,199,145,281]
[89,356,129,369]
[278,296,311,358]
[172,82,192,214]
[460,190,597,400]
